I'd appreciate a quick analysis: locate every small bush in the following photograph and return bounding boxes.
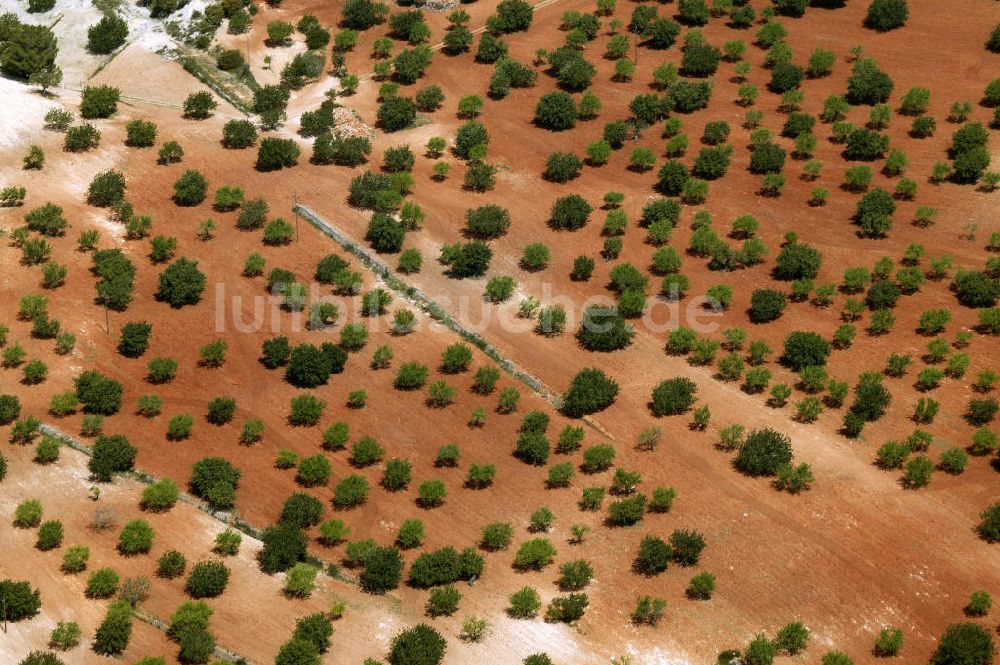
[140,478,179,512]
[333,474,370,508]
[189,457,241,509]
[117,519,154,555]
[481,522,514,551]
[546,593,588,623]
[687,572,716,599]
[257,138,301,171]
[317,520,350,546]
[749,289,787,323]
[288,394,326,426]
[929,623,995,665]
[417,479,447,507]
[166,414,194,441]
[965,591,993,617]
[635,535,671,575]
[86,568,120,598]
[359,545,403,593]
[388,624,446,665]
[296,454,332,487]
[561,368,619,417]
[157,550,186,579]
[735,428,792,476]
[213,529,241,556]
[783,331,832,370]
[33,436,60,464]
[48,620,81,650]
[124,120,156,148]
[185,561,229,598]
[183,91,217,119]
[775,621,811,654]
[504,586,542,621]
[222,120,258,149]
[874,627,904,656]
[514,538,557,570]
[75,371,124,416]
[576,306,633,351]
[156,258,206,307]
[847,58,894,105]
[60,545,90,574]
[350,436,385,467]
[396,518,424,549]
[939,448,968,474]
[35,520,63,550]
[864,0,908,31]
[650,378,696,416]
[632,595,667,625]
[608,494,646,526]
[80,85,120,119]
[284,562,319,597]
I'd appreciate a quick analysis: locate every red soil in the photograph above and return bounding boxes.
[2,0,999,663]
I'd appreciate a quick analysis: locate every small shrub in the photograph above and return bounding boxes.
[333,474,370,508]
[350,437,385,467]
[36,520,64,550]
[49,620,81,650]
[427,584,462,617]
[288,394,326,426]
[118,519,154,555]
[140,478,179,512]
[317,519,351,546]
[296,454,332,487]
[389,624,445,665]
[874,627,904,656]
[166,414,194,441]
[214,529,242,556]
[183,92,217,119]
[514,538,557,570]
[284,563,319,597]
[635,535,671,575]
[865,0,908,31]
[417,479,447,507]
[965,591,993,616]
[61,546,90,574]
[650,378,696,416]
[396,518,424,549]
[475,522,515,552]
[508,586,541,618]
[86,568,121,598]
[185,560,230,598]
[903,454,934,488]
[14,499,43,528]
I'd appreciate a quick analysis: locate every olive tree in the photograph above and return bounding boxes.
[864,0,908,32]
[561,368,619,416]
[735,428,793,476]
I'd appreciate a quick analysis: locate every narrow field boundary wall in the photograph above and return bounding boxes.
[292,203,616,441]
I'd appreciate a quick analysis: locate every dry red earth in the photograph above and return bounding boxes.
[1,0,999,663]
[0,444,409,664]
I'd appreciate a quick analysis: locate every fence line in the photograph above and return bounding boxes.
[38,422,262,535]
[291,203,616,441]
[133,607,252,665]
[37,422,358,583]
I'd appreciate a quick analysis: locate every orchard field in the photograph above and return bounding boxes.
[0,0,999,664]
